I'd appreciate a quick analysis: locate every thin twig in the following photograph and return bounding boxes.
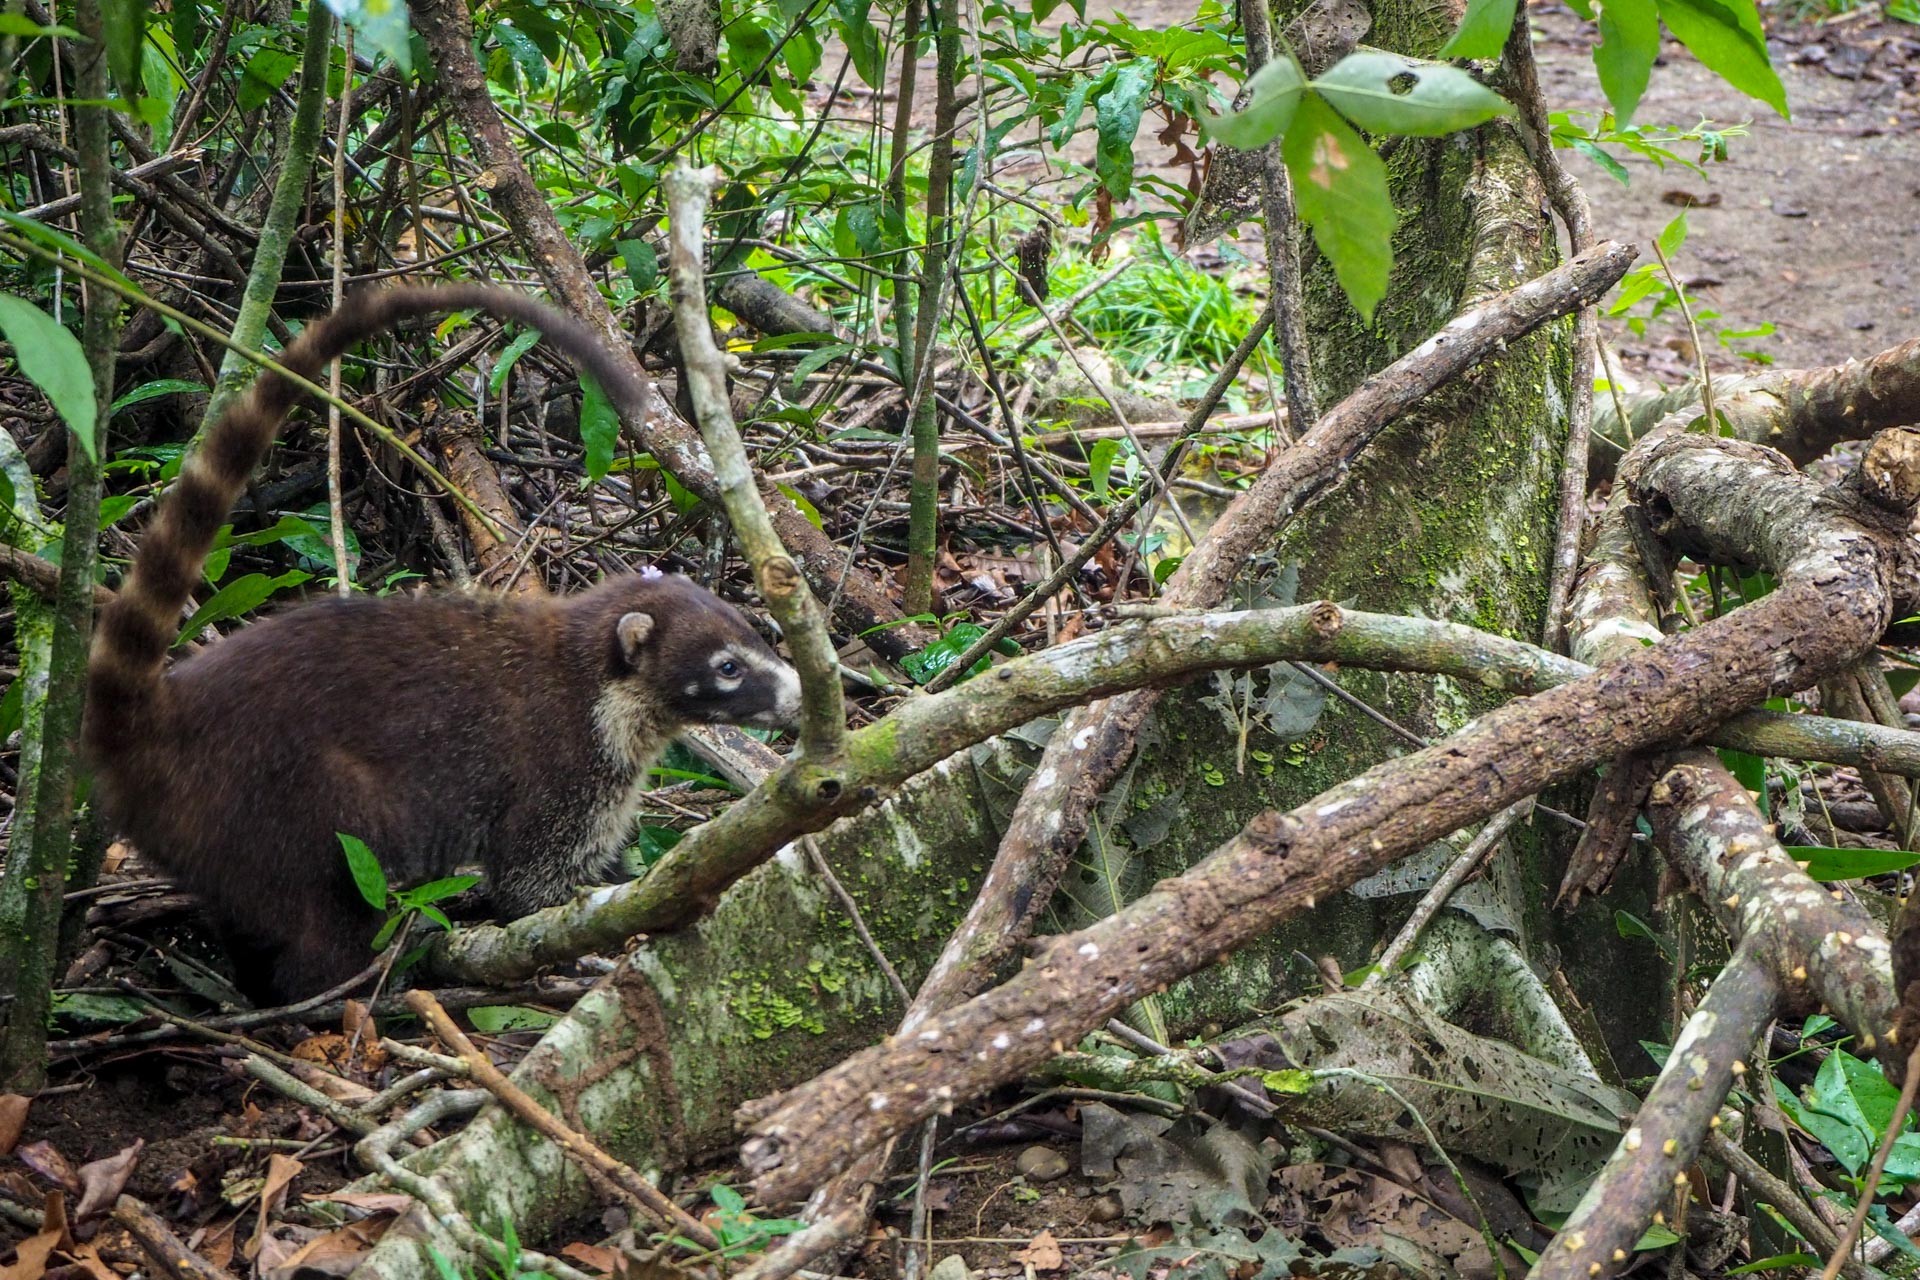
[1362,803,1527,988]
[923,307,1275,692]
[404,991,722,1251]
[326,24,356,598]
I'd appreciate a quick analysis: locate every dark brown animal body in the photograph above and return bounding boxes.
[83,285,800,1003]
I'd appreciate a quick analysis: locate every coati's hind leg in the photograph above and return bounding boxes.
[223,890,384,1005]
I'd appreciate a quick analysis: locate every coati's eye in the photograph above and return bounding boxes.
[719,659,741,677]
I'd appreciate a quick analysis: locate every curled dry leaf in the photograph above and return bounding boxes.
[14,1143,79,1196]
[73,1140,143,1229]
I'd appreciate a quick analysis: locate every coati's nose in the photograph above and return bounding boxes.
[772,664,803,729]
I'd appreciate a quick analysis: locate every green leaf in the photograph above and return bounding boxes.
[900,623,994,685]
[617,238,659,294]
[1198,53,1305,150]
[339,833,389,909]
[1786,846,1920,882]
[468,1005,560,1032]
[0,12,82,37]
[416,904,454,932]
[1571,138,1631,184]
[1282,93,1395,321]
[397,874,482,906]
[1438,0,1517,57]
[238,47,299,112]
[580,375,619,484]
[488,21,546,88]
[1593,0,1660,123]
[1633,1222,1682,1250]
[832,0,882,87]
[790,341,851,392]
[319,0,411,73]
[111,377,206,413]
[1093,58,1155,200]
[0,210,140,293]
[0,294,99,463]
[100,0,148,105]
[370,914,402,951]
[1655,0,1787,117]
[775,483,823,530]
[1657,209,1689,259]
[487,328,542,397]
[49,993,148,1024]
[1311,51,1515,136]
[1089,439,1120,502]
[710,1185,747,1214]
[1715,744,1767,816]
[1727,1256,1820,1275]
[1613,909,1662,944]
[632,825,683,869]
[176,569,310,643]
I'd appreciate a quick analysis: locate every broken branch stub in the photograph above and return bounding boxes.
[738,427,1903,1205]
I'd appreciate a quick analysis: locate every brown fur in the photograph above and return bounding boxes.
[83,286,800,1003]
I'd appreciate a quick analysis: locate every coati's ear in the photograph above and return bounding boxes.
[616,611,656,665]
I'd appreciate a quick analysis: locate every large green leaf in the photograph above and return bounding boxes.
[0,294,99,463]
[176,569,311,643]
[488,21,547,88]
[320,0,412,73]
[1593,0,1660,123]
[1785,846,1920,882]
[580,375,619,484]
[1198,53,1306,150]
[1656,0,1787,117]
[1437,0,1517,59]
[1282,93,1395,321]
[100,0,148,105]
[0,210,140,293]
[1311,51,1514,137]
[338,833,389,910]
[1093,58,1155,200]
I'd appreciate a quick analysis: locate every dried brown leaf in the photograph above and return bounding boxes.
[16,1144,79,1196]
[0,1230,61,1280]
[1012,1230,1063,1272]
[0,1096,29,1155]
[74,1142,143,1227]
[560,1243,622,1275]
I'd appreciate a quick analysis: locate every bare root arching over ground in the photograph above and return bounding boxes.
[1,0,1920,1278]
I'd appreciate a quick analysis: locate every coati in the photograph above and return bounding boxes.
[83,284,803,1004]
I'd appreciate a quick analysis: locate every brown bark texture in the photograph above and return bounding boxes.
[739,423,1914,1204]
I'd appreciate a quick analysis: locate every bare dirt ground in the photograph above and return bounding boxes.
[1532,0,1920,379]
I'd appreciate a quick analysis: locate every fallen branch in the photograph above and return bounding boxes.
[1591,336,1920,482]
[737,426,1907,1202]
[1536,937,1780,1280]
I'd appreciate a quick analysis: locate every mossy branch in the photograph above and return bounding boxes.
[661,166,846,759]
[190,1,332,442]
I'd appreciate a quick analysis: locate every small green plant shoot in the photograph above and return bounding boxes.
[339,833,479,951]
